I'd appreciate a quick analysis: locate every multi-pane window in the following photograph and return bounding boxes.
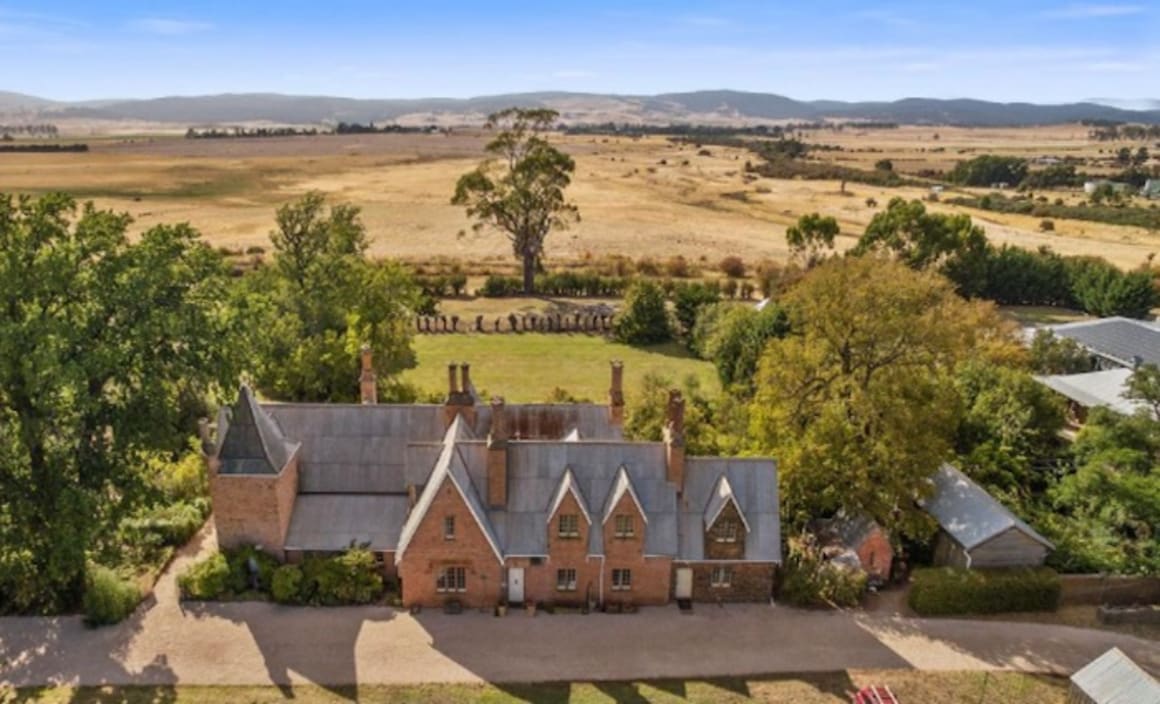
[611,568,632,591]
[558,514,580,538]
[443,516,455,540]
[556,568,577,591]
[710,567,732,588]
[436,566,466,592]
[614,514,635,538]
[715,519,739,543]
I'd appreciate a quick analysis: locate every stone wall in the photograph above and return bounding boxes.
[680,563,775,602]
[397,477,504,609]
[704,501,747,561]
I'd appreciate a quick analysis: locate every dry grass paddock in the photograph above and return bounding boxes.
[2,127,1158,269]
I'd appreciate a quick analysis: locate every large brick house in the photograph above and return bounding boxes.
[205,354,781,609]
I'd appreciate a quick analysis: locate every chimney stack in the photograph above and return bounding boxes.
[359,345,377,404]
[609,360,625,426]
[444,361,477,427]
[486,396,509,508]
[447,362,460,397]
[460,363,473,396]
[663,389,686,493]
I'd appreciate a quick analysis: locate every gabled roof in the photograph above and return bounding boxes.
[1048,317,1160,368]
[1036,368,1153,418]
[395,416,503,565]
[921,464,1053,552]
[680,458,781,563]
[546,466,591,525]
[602,465,648,525]
[217,385,299,475]
[703,474,750,533]
[1070,647,1160,704]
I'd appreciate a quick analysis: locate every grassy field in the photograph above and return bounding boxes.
[400,334,718,403]
[2,127,1158,270]
[2,671,1068,703]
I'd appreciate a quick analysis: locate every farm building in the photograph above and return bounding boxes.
[1036,368,1155,425]
[811,513,893,586]
[1068,647,1160,704]
[1045,317,1160,370]
[920,465,1053,569]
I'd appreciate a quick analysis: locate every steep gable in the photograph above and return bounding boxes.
[218,385,299,475]
[602,465,648,526]
[546,467,591,525]
[703,474,750,533]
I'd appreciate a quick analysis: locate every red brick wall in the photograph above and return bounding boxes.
[601,491,671,605]
[209,452,299,554]
[397,476,503,609]
[514,491,601,606]
[856,529,893,582]
[704,500,747,560]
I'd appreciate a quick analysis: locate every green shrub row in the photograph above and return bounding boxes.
[83,564,142,627]
[178,547,384,606]
[907,567,1061,616]
[948,192,1160,232]
[478,272,631,298]
[118,499,209,549]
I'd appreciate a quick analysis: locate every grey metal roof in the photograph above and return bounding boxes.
[703,474,750,533]
[921,464,1053,552]
[395,417,503,564]
[284,494,409,551]
[1036,369,1152,418]
[1048,317,1160,368]
[1070,647,1160,704]
[498,442,676,557]
[264,404,445,492]
[680,458,781,562]
[474,404,621,441]
[217,386,299,475]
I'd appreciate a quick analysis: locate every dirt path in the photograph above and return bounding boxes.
[2,526,1157,688]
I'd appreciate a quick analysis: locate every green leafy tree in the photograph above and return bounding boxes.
[693,302,790,394]
[613,280,673,345]
[1028,329,1093,374]
[1125,363,1160,419]
[785,213,840,267]
[946,154,1028,186]
[853,198,988,271]
[452,108,578,294]
[623,372,722,456]
[248,193,419,402]
[749,257,1018,537]
[0,193,242,614]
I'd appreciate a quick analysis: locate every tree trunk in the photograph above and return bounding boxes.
[522,251,536,295]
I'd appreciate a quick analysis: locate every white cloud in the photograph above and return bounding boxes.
[1042,4,1145,18]
[128,18,213,35]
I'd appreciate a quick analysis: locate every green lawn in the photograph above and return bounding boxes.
[400,334,718,403]
[3,672,1068,703]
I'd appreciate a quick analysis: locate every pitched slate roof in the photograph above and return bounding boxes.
[1036,368,1153,418]
[703,474,750,533]
[217,385,299,475]
[921,464,1053,552]
[1048,317,1160,368]
[679,458,781,562]
[395,416,503,564]
[475,403,621,441]
[284,494,409,551]
[1070,647,1160,704]
[546,467,591,525]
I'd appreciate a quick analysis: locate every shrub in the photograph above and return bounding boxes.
[120,501,206,548]
[721,278,738,299]
[84,565,141,627]
[664,255,692,278]
[613,281,673,345]
[718,256,747,278]
[635,257,661,276]
[224,545,280,593]
[447,273,468,297]
[478,275,522,297]
[1039,219,1055,232]
[178,552,230,600]
[304,549,383,605]
[907,567,1061,616]
[152,448,208,500]
[672,281,721,335]
[271,564,304,604]
[778,539,867,608]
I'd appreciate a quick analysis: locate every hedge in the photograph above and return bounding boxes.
[271,564,303,604]
[84,564,141,627]
[908,567,1061,616]
[177,552,231,600]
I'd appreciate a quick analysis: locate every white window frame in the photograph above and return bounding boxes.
[715,519,739,543]
[710,566,732,588]
[436,566,466,593]
[611,568,632,591]
[558,514,580,538]
[556,568,577,592]
[443,515,456,541]
[614,514,635,538]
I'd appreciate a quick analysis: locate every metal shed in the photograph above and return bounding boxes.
[921,465,1053,569]
[1068,647,1160,704]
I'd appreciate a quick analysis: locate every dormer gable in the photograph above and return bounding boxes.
[703,474,750,534]
[703,474,749,558]
[546,467,591,526]
[602,465,648,527]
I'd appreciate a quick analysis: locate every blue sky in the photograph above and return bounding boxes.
[1,1,1156,103]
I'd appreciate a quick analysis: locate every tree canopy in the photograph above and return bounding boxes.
[0,193,242,613]
[452,108,578,294]
[852,197,988,271]
[784,212,839,267]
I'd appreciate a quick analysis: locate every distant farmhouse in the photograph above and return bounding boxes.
[204,356,781,609]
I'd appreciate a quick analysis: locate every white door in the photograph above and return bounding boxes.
[675,568,693,599]
[508,568,525,604]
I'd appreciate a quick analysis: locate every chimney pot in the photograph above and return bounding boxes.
[460,363,472,395]
[447,363,459,395]
[359,345,377,404]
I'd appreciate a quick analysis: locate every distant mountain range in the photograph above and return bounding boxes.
[3,89,1160,127]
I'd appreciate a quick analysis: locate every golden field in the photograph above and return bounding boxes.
[1,125,1158,269]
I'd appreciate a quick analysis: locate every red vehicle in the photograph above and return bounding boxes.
[853,686,899,704]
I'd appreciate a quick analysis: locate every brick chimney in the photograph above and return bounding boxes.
[443,362,477,426]
[359,345,377,405]
[663,389,686,493]
[406,483,418,512]
[486,396,509,508]
[608,360,625,426]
